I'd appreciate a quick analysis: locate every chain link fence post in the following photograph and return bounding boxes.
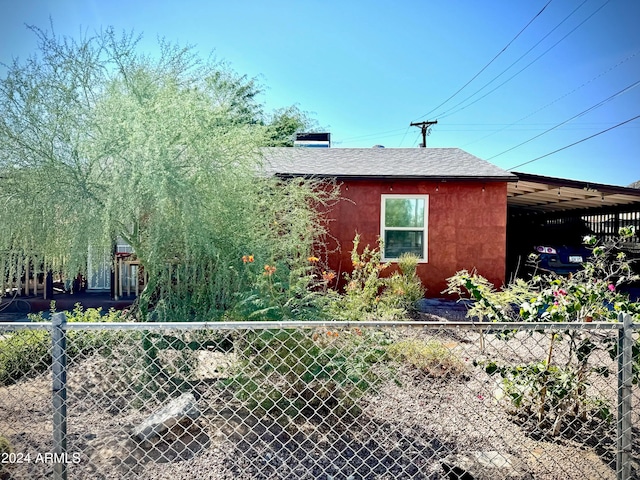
[51,312,68,480]
[617,312,633,480]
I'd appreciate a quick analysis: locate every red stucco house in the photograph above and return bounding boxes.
[262,147,517,296]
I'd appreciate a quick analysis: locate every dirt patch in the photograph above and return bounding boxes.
[0,324,637,479]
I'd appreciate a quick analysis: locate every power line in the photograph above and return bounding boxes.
[487,78,640,160]
[397,125,412,147]
[414,0,553,122]
[432,0,589,120]
[355,0,614,150]
[438,0,612,121]
[507,114,640,170]
[461,48,640,147]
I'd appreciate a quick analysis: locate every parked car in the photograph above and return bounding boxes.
[533,244,592,275]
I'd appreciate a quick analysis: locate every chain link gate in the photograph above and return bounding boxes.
[0,315,638,479]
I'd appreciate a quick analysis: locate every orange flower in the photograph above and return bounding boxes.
[242,255,254,264]
[322,270,336,282]
[263,265,276,276]
[308,256,319,263]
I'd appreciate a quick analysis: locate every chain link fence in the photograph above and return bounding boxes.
[0,315,638,479]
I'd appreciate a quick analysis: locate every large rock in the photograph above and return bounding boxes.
[132,393,201,447]
[441,451,533,480]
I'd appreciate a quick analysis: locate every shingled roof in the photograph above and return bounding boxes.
[260,147,516,181]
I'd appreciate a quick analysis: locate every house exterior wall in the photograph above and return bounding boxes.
[324,179,508,297]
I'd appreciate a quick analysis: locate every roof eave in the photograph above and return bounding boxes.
[274,173,517,182]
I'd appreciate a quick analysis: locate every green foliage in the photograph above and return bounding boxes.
[232,255,338,320]
[447,228,640,323]
[387,339,466,377]
[0,24,337,322]
[446,229,640,432]
[263,105,319,147]
[221,328,392,418]
[480,359,612,431]
[330,235,424,320]
[0,306,124,386]
[65,304,128,357]
[382,253,425,312]
[0,329,50,386]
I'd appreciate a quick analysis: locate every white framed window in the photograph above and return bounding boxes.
[380,195,428,262]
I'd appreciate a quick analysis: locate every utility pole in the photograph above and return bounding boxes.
[410,120,438,147]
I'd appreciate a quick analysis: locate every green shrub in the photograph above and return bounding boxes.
[387,339,465,377]
[221,328,392,418]
[329,235,425,320]
[479,358,612,434]
[0,329,50,386]
[65,304,127,357]
[0,305,126,386]
[446,228,639,434]
[381,253,425,313]
[232,256,337,321]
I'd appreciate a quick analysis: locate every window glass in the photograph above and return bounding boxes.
[384,230,423,258]
[384,198,424,228]
[381,195,428,261]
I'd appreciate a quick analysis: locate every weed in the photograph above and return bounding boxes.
[387,339,466,377]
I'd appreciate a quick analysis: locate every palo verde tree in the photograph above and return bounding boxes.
[0,24,337,321]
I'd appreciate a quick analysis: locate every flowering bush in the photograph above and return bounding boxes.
[447,227,640,323]
[330,235,424,321]
[446,227,640,434]
[233,234,426,321]
[232,253,338,320]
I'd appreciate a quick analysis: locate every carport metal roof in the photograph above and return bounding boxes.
[508,172,640,215]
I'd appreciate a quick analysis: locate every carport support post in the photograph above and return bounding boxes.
[617,313,632,480]
[52,312,68,480]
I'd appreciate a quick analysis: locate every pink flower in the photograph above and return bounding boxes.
[608,284,615,292]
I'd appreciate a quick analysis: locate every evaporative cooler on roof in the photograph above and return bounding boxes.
[294,132,331,148]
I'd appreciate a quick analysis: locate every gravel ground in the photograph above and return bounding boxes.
[1,308,638,480]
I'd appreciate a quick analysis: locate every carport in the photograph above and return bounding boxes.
[506,172,640,280]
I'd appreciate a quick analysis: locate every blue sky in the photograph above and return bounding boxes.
[1,0,639,186]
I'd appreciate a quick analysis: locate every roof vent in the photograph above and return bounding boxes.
[372,145,385,148]
[294,132,330,148]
